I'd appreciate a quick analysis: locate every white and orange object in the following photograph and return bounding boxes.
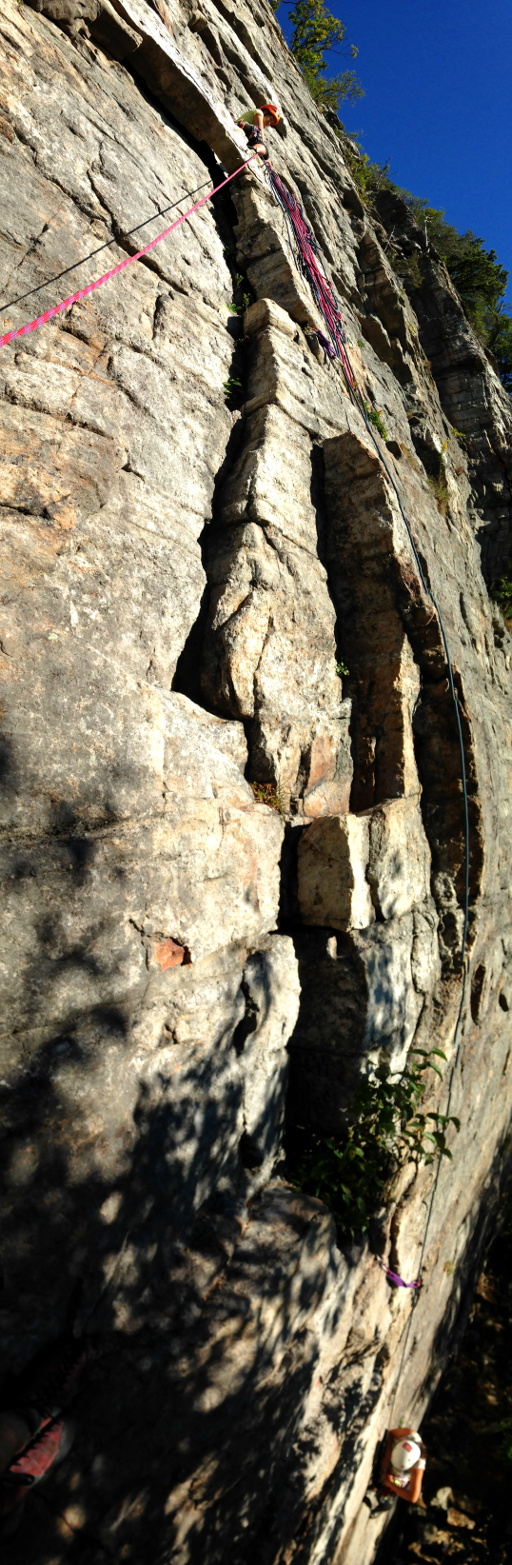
[380,1426,426,1504]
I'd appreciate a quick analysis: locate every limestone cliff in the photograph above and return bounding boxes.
[0,2,511,1561]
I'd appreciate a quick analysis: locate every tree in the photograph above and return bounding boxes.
[485,307,512,393]
[273,1,363,110]
[395,191,512,376]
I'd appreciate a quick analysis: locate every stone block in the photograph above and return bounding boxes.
[297,813,374,931]
[202,516,352,806]
[367,795,431,920]
[243,296,297,340]
[234,183,325,330]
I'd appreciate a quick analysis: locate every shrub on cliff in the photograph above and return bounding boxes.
[344,150,512,394]
[272,0,363,110]
[289,1049,460,1242]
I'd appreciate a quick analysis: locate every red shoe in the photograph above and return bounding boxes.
[0,1414,74,1535]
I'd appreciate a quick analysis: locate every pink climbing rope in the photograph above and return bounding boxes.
[0,156,256,349]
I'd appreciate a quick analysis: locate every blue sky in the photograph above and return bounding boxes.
[275,1,512,302]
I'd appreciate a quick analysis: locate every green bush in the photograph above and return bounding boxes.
[250,781,285,813]
[223,376,242,403]
[490,566,512,622]
[343,147,390,197]
[394,191,512,385]
[485,309,512,392]
[290,1048,460,1241]
[362,401,388,441]
[276,1,363,113]
[393,250,423,290]
[339,142,512,395]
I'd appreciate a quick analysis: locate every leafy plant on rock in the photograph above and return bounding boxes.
[485,308,512,393]
[275,1,363,113]
[387,191,512,391]
[343,147,389,198]
[339,141,512,396]
[250,781,285,814]
[290,1048,460,1241]
[427,470,450,516]
[362,401,388,441]
[392,249,423,291]
[490,565,512,623]
[223,376,243,404]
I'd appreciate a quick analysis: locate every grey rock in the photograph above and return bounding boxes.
[0,4,511,1565]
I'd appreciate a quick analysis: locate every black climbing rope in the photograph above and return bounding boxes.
[0,176,213,316]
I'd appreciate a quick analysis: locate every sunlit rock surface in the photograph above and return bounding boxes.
[0,2,511,1562]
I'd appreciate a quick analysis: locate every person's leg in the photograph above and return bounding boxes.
[244,125,269,160]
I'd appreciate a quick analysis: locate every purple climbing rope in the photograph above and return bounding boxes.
[265,166,355,385]
[376,1257,421,1291]
[386,1269,421,1290]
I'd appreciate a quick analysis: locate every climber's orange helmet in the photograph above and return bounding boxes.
[261,104,281,126]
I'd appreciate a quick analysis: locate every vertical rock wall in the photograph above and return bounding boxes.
[0,2,511,1561]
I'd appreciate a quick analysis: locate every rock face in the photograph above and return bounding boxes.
[0,2,511,1562]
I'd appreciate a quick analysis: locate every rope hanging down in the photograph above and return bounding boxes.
[0,156,257,349]
[265,166,356,388]
[264,162,471,1326]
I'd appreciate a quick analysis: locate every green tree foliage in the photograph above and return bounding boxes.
[398,193,509,334]
[490,562,512,622]
[274,0,363,111]
[345,152,512,396]
[485,306,512,392]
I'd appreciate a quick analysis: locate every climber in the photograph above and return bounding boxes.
[236,104,281,161]
[379,1426,427,1506]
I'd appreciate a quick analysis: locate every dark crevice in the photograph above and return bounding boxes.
[103,51,222,182]
[408,417,446,482]
[171,414,247,709]
[232,977,259,1058]
[393,562,482,964]
[278,821,305,928]
[412,668,481,965]
[171,578,212,708]
[322,461,415,810]
[285,927,369,1140]
[309,439,353,735]
[171,194,254,711]
[470,963,486,1023]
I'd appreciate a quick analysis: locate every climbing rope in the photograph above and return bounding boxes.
[264,158,471,1421]
[0,141,471,1429]
[265,166,356,387]
[0,156,257,348]
[0,178,213,319]
[376,1259,421,1292]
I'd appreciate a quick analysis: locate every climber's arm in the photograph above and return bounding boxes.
[405,1460,425,1504]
